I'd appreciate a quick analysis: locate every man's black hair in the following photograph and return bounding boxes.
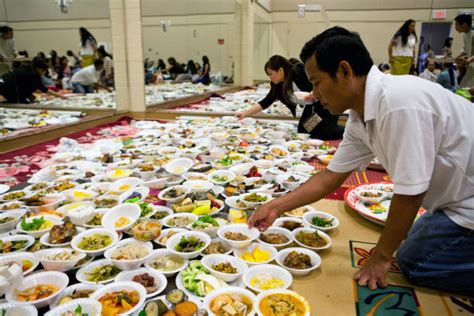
[300,26,373,78]
[455,14,472,27]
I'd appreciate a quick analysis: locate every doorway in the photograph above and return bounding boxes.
[417,22,452,72]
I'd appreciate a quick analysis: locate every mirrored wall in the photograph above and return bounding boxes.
[0,0,116,110]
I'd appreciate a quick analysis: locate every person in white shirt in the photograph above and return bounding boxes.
[454,14,474,88]
[249,26,474,298]
[70,59,111,94]
[388,19,417,75]
[419,60,440,82]
[79,27,97,68]
[0,26,17,76]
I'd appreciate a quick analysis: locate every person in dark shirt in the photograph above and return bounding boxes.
[166,57,184,80]
[195,55,211,85]
[0,59,66,103]
[236,55,344,140]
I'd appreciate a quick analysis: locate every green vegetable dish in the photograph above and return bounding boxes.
[0,239,28,254]
[175,236,205,253]
[243,192,268,203]
[212,175,229,182]
[20,216,52,231]
[139,202,154,217]
[77,234,112,251]
[311,216,334,227]
[192,215,219,229]
[59,304,89,316]
[85,264,121,282]
[215,156,233,166]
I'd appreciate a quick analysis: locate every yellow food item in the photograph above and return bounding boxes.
[172,166,184,174]
[192,204,211,216]
[229,209,247,223]
[241,246,270,262]
[21,259,33,272]
[118,184,130,191]
[115,216,131,228]
[250,274,285,290]
[73,191,92,198]
[112,169,125,177]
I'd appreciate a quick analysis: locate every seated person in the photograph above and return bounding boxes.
[419,60,440,82]
[436,64,458,92]
[0,59,66,103]
[70,59,111,94]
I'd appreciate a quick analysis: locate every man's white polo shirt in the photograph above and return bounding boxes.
[328,66,474,229]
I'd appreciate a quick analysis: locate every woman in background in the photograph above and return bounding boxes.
[236,55,344,140]
[79,27,97,67]
[166,57,184,80]
[195,55,211,84]
[419,60,440,82]
[388,19,417,75]
[56,56,72,89]
[97,45,113,86]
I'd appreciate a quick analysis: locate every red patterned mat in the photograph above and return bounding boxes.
[0,117,136,186]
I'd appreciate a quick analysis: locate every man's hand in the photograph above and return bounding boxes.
[235,112,245,120]
[354,252,392,290]
[248,201,280,231]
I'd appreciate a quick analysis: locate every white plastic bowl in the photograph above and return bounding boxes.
[71,228,119,257]
[164,157,193,175]
[40,227,85,248]
[166,231,211,260]
[239,192,272,208]
[204,286,256,316]
[45,298,102,316]
[154,227,188,247]
[75,258,121,285]
[143,177,168,190]
[104,238,153,270]
[108,177,143,193]
[134,165,159,181]
[82,208,110,229]
[106,168,134,181]
[276,173,308,191]
[0,252,39,275]
[6,271,69,308]
[272,217,304,231]
[242,264,293,293]
[119,186,150,203]
[269,145,290,158]
[64,189,98,202]
[217,224,260,249]
[26,194,65,213]
[207,170,236,186]
[187,217,228,238]
[0,303,37,316]
[183,180,214,193]
[255,289,311,316]
[57,201,96,225]
[101,203,141,231]
[201,254,248,282]
[357,189,387,204]
[0,235,35,254]
[228,162,254,176]
[115,267,167,298]
[144,248,189,277]
[162,213,198,229]
[292,227,332,251]
[0,209,26,233]
[158,185,190,204]
[224,196,248,210]
[159,146,182,158]
[16,214,62,238]
[233,242,278,266]
[275,247,321,276]
[257,226,294,249]
[35,247,86,272]
[90,281,147,315]
[50,283,102,308]
[302,210,340,232]
[182,172,208,181]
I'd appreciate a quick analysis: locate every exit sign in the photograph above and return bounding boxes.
[432,9,446,19]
